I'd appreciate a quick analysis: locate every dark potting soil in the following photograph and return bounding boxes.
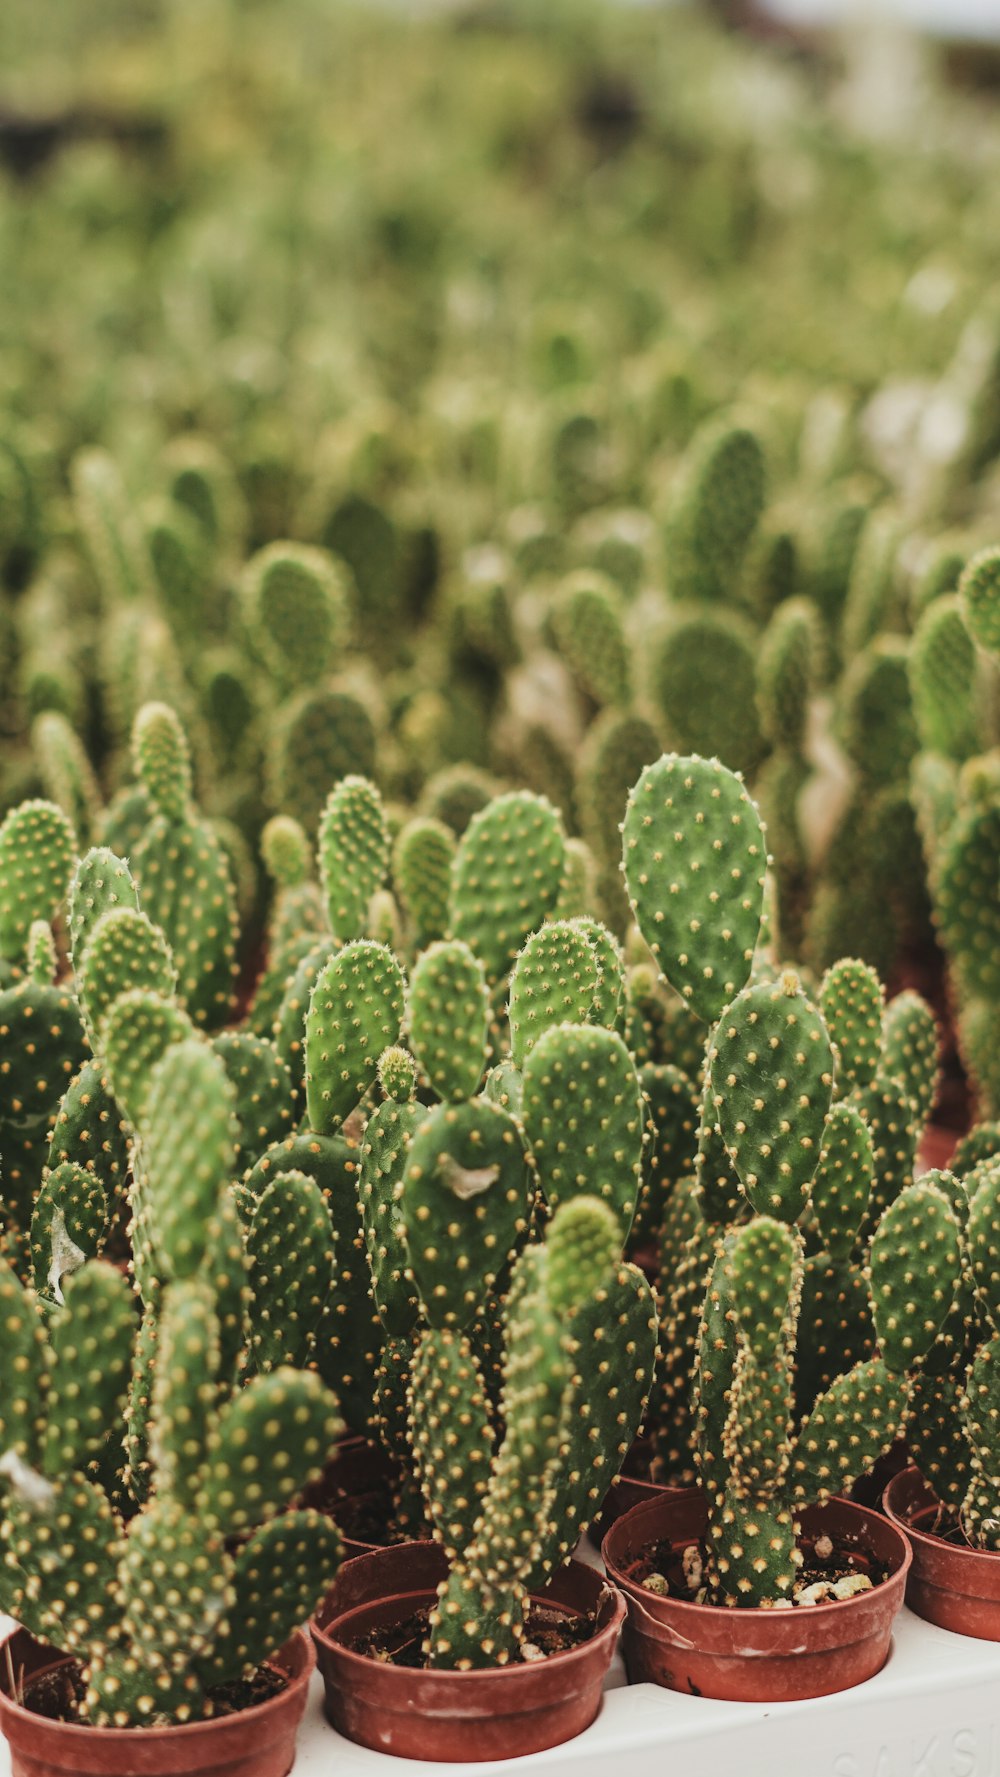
[16,1660,287,1726]
[345,1601,597,1667]
[334,1485,431,1548]
[631,1529,890,1607]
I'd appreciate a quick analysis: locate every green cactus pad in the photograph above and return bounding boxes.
[960,545,1000,655]
[241,541,349,685]
[880,990,939,1131]
[3,1471,125,1658]
[910,594,982,759]
[808,1102,873,1259]
[102,990,198,1133]
[0,800,76,964]
[449,790,566,986]
[68,849,140,975]
[508,921,602,1069]
[857,1073,918,1229]
[78,907,177,1054]
[792,1357,910,1502]
[870,1181,962,1371]
[410,1323,495,1561]
[197,1509,343,1687]
[247,1170,334,1370]
[393,816,455,949]
[402,1099,530,1328]
[622,753,766,1023]
[119,1499,234,1674]
[143,1038,238,1280]
[708,972,834,1221]
[521,1021,644,1236]
[199,1368,342,1535]
[305,940,405,1133]
[212,1032,294,1167]
[631,1062,700,1251]
[149,1278,220,1507]
[30,1161,108,1305]
[319,775,390,942]
[46,1062,127,1208]
[407,940,490,1102]
[245,1131,379,1435]
[0,1256,50,1461]
[360,1096,423,1338]
[819,958,884,1098]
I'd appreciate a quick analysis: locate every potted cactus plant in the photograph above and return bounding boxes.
[313,1192,654,1762]
[884,1146,1000,1640]
[0,778,346,1776]
[601,751,964,1701]
[0,1028,343,1775]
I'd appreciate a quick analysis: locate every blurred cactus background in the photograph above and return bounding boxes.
[3,0,1000,1127]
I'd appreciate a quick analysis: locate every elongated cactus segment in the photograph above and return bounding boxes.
[247,1170,334,1370]
[708,972,834,1221]
[198,1368,342,1536]
[305,940,405,1133]
[360,1095,422,1338]
[870,1180,962,1370]
[0,799,76,964]
[68,849,139,971]
[792,1358,910,1502]
[30,1161,108,1305]
[819,957,884,1097]
[449,790,566,985]
[212,1031,294,1164]
[78,907,176,1055]
[407,940,489,1101]
[143,1039,238,1280]
[508,921,601,1068]
[102,991,197,1132]
[149,1279,220,1508]
[880,990,939,1131]
[195,1510,343,1688]
[410,1324,495,1561]
[393,816,455,949]
[960,545,1000,655]
[622,753,766,1022]
[521,1021,644,1235]
[402,1099,530,1328]
[808,1101,873,1259]
[319,774,390,941]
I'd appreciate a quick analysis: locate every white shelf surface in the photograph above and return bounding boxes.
[4,1606,1000,1775]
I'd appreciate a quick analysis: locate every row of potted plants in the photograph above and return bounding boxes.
[0,713,997,1773]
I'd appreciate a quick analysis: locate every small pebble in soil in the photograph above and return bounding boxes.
[642,1572,669,1595]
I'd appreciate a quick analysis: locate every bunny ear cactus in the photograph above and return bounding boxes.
[241,541,350,688]
[128,704,239,1029]
[692,1179,962,1607]
[305,939,405,1132]
[0,997,345,1723]
[407,940,490,1101]
[449,790,566,986]
[410,1196,656,1670]
[622,752,767,1023]
[959,546,1000,656]
[0,799,76,966]
[521,1021,645,1238]
[319,774,389,942]
[0,917,88,1270]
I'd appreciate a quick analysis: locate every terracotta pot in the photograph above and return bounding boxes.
[311,1540,624,1762]
[884,1465,1000,1639]
[0,1626,313,1777]
[300,1436,399,1559]
[602,1487,910,1702]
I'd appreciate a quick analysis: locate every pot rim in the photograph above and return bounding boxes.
[0,1625,314,1743]
[312,1545,625,1684]
[884,1464,1000,1566]
[602,1485,912,1626]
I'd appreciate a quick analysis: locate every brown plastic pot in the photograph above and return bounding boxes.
[884,1464,1000,1639]
[311,1540,625,1762]
[0,1626,313,1777]
[602,1487,911,1702]
[299,1436,400,1559]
